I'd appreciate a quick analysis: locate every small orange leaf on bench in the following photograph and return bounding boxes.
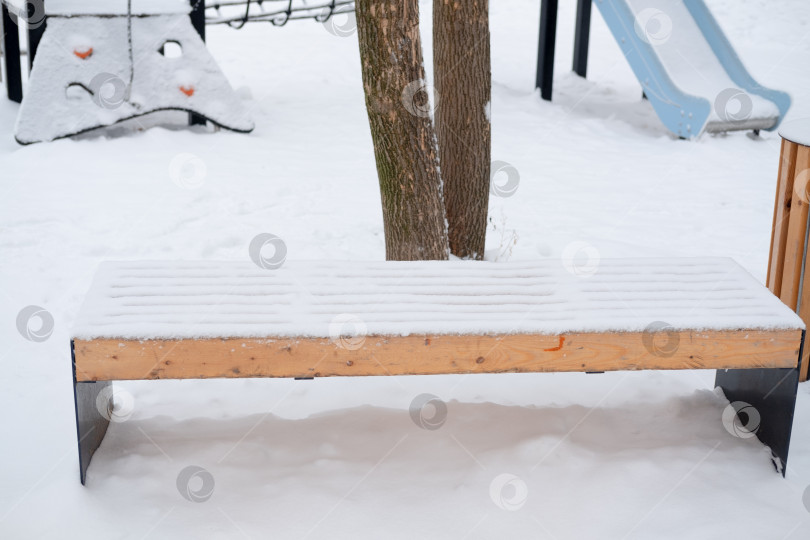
[179,86,195,97]
[73,48,93,59]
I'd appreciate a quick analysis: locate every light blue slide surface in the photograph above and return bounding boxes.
[593,0,791,138]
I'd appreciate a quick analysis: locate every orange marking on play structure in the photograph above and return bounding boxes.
[179,86,195,97]
[73,48,93,59]
[544,336,565,352]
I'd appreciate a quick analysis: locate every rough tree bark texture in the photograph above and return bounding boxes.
[355,0,449,261]
[434,0,491,259]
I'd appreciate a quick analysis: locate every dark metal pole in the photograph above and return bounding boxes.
[572,0,591,78]
[189,0,206,126]
[190,0,206,41]
[26,0,46,70]
[536,0,558,101]
[2,4,23,102]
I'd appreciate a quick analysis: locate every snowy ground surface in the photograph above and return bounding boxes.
[2,0,810,537]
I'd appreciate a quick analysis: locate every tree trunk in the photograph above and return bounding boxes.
[434,0,491,259]
[355,0,449,261]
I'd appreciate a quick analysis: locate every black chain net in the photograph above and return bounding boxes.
[205,0,356,28]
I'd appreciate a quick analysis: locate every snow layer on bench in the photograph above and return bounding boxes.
[71,258,804,340]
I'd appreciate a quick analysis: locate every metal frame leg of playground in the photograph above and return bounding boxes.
[537,0,592,100]
[189,0,207,127]
[2,3,23,102]
[2,0,45,103]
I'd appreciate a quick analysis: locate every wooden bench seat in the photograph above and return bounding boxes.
[71,258,806,483]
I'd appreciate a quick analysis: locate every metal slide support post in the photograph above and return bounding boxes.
[536,0,558,101]
[2,3,23,102]
[72,341,111,485]
[714,330,804,476]
[189,0,206,126]
[572,0,591,77]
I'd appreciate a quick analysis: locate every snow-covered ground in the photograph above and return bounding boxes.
[2,0,810,537]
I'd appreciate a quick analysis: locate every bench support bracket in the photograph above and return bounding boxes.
[72,341,111,485]
[714,331,804,476]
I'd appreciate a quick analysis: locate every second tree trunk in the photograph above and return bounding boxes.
[434,0,491,260]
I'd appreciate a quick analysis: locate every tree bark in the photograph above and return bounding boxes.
[355,0,449,261]
[434,0,491,259]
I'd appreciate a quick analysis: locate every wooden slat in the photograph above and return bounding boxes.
[792,146,810,382]
[73,329,802,382]
[768,139,799,293]
[783,145,810,382]
[779,145,810,309]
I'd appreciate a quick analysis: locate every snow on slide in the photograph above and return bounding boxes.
[626,0,777,124]
[595,0,790,137]
[72,258,803,340]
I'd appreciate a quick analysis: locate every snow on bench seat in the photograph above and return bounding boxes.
[71,258,804,381]
[74,258,802,339]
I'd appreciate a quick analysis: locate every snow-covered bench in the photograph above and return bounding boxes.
[71,259,806,483]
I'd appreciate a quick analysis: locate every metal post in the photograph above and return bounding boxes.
[572,0,591,77]
[190,0,206,41]
[536,0,558,101]
[189,0,206,126]
[26,0,45,70]
[2,4,23,102]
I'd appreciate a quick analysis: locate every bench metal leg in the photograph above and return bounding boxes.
[72,342,111,485]
[714,331,804,476]
[2,4,23,103]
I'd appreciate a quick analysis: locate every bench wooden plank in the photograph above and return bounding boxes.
[73,329,802,381]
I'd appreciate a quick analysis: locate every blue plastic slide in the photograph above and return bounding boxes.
[594,0,790,138]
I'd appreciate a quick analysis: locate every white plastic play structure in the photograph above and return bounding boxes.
[14,0,254,144]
